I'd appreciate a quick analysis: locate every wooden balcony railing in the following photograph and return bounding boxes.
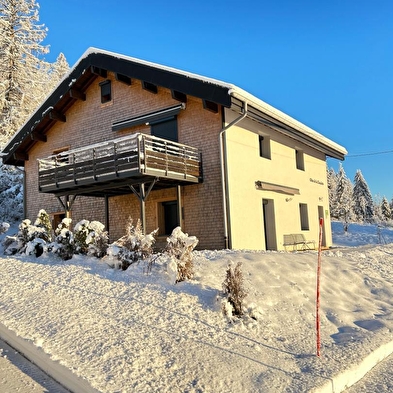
[38,134,202,194]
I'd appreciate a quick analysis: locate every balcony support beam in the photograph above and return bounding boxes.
[56,194,77,218]
[177,185,183,228]
[129,178,158,234]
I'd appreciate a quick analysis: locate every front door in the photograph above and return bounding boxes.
[262,199,277,250]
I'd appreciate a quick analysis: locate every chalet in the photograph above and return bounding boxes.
[1,48,347,250]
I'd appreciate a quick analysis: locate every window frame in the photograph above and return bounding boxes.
[299,203,310,231]
[296,149,305,171]
[259,135,271,159]
[99,80,112,104]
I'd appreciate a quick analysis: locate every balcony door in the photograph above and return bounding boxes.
[151,117,178,142]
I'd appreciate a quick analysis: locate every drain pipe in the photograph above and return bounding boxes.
[219,100,248,249]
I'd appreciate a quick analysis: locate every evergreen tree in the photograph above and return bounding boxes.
[353,170,374,223]
[335,164,354,231]
[373,195,383,223]
[381,196,391,221]
[49,52,69,87]
[327,166,338,219]
[0,0,69,147]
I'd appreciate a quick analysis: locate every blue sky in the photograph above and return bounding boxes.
[38,0,393,199]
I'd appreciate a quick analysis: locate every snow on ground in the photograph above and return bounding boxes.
[0,221,392,392]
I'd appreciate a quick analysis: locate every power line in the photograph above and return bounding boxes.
[347,149,393,158]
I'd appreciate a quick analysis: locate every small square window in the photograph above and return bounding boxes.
[296,150,305,171]
[299,203,309,230]
[99,80,111,103]
[259,135,271,159]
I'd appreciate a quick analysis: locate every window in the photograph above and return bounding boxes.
[158,200,179,235]
[299,203,309,230]
[259,135,271,159]
[296,150,305,171]
[99,80,111,103]
[151,117,178,142]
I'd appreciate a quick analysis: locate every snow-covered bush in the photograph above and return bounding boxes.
[222,261,247,317]
[73,219,108,257]
[86,221,109,258]
[0,222,10,235]
[2,213,108,260]
[18,218,49,251]
[50,218,74,260]
[34,209,52,241]
[107,218,158,270]
[74,220,91,254]
[3,216,50,256]
[74,220,108,258]
[0,164,23,223]
[166,227,198,283]
[25,238,46,257]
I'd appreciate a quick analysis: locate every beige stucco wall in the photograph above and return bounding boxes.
[224,109,332,251]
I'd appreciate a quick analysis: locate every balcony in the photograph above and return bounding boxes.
[38,133,202,196]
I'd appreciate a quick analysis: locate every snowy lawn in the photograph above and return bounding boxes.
[0,221,393,392]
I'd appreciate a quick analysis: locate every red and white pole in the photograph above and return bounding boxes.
[316,218,323,357]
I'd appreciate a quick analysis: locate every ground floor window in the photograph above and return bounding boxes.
[299,203,309,230]
[158,200,179,235]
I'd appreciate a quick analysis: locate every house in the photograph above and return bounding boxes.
[1,48,347,251]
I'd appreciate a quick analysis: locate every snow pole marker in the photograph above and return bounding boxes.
[316,218,323,357]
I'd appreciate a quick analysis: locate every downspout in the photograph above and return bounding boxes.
[219,100,248,249]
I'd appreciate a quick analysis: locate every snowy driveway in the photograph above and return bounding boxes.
[0,338,69,392]
[344,352,393,392]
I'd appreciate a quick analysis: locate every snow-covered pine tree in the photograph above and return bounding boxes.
[48,52,69,88]
[34,208,52,241]
[335,164,354,231]
[0,0,69,147]
[327,166,338,219]
[380,196,391,222]
[353,170,374,223]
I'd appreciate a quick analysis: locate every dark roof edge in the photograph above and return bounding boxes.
[1,48,232,163]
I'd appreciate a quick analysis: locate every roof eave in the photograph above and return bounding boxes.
[2,49,233,165]
[228,88,347,161]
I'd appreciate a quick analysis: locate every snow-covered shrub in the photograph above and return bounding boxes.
[222,261,247,317]
[3,215,50,256]
[50,218,74,260]
[107,218,158,270]
[86,221,109,258]
[25,238,45,257]
[0,222,10,235]
[20,219,49,254]
[2,235,19,255]
[0,164,23,223]
[34,209,52,242]
[73,219,108,257]
[165,226,198,283]
[74,220,90,254]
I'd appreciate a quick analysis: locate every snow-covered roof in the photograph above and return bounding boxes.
[2,47,347,164]
[71,48,347,159]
